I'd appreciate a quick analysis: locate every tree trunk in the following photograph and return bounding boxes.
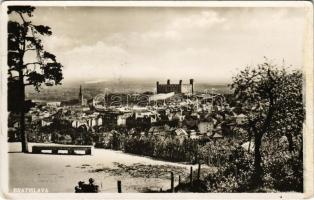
[19,18,28,153]
[19,71,28,153]
[252,132,263,188]
[251,87,274,188]
[20,108,28,152]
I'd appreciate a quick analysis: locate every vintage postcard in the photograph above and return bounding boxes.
[0,1,313,199]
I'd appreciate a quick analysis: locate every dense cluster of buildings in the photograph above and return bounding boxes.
[8,79,247,144]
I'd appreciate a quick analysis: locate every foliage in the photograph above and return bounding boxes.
[230,60,304,187]
[123,135,200,163]
[262,136,303,192]
[198,138,241,166]
[204,147,255,192]
[202,136,303,192]
[8,6,63,92]
[100,131,245,165]
[8,6,63,152]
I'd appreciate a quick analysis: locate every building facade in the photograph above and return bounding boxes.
[156,79,194,94]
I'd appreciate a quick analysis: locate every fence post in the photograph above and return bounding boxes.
[178,175,181,186]
[190,166,193,187]
[197,162,201,181]
[117,180,122,193]
[171,172,174,193]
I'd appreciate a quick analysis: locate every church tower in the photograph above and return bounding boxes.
[79,85,83,106]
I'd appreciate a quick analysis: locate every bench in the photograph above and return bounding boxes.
[32,145,92,155]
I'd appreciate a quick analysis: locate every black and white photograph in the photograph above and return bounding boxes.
[0,1,313,198]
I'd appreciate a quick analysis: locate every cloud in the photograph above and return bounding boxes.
[171,11,226,29]
[59,41,130,81]
[31,7,305,83]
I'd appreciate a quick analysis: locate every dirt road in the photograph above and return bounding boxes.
[8,142,211,193]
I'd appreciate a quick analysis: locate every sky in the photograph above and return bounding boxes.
[16,6,307,84]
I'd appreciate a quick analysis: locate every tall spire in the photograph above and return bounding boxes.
[79,85,84,106]
[79,85,82,99]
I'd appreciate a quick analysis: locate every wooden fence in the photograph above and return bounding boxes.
[110,163,203,193]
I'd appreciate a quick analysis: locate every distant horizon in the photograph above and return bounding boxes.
[26,77,231,90]
[25,78,232,101]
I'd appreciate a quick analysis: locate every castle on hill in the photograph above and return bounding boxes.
[156,79,194,95]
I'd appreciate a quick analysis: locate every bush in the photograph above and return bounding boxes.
[263,150,303,192]
[202,136,303,192]
[204,146,255,192]
[123,135,200,163]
